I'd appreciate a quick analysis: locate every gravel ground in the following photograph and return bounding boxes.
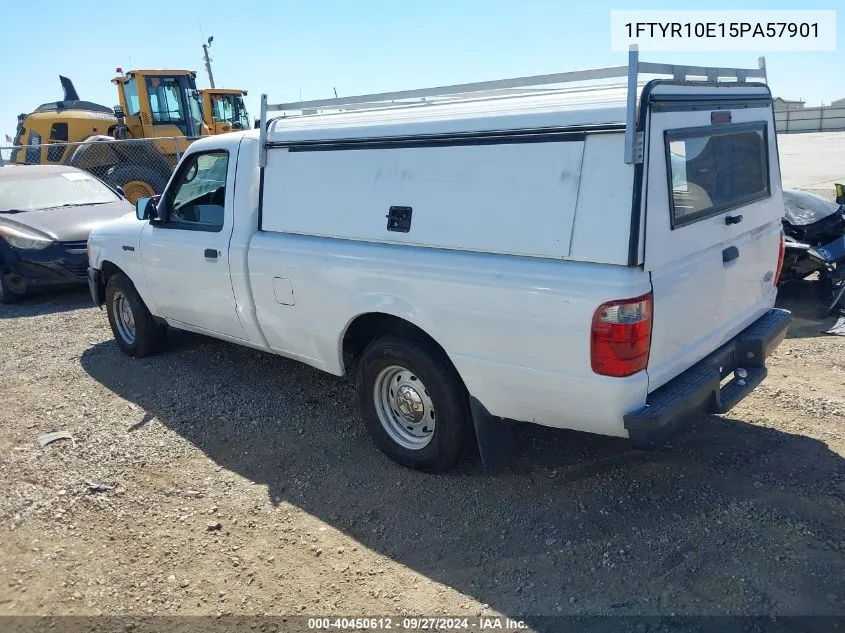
[2,140,845,627]
[0,279,843,627]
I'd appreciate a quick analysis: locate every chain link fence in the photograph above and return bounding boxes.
[0,137,199,203]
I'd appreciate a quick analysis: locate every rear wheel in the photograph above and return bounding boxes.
[356,335,470,472]
[105,272,166,357]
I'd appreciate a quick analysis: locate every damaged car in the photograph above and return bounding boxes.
[780,186,845,315]
[0,165,133,303]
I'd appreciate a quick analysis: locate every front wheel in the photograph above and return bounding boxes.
[356,335,470,472]
[0,273,23,304]
[105,271,166,357]
[824,280,845,316]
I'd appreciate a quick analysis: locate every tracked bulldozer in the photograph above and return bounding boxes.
[12,71,210,202]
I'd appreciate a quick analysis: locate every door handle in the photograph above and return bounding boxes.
[725,214,743,225]
[204,248,218,259]
[723,246,740,263]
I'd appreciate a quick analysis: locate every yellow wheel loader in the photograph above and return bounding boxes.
[201,88,250,135]
[13,71,210,203]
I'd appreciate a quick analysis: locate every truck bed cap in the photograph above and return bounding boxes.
[260,49,768,163]
[266,83,632,143]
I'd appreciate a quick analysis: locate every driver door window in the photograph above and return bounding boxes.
[162,151,228,232]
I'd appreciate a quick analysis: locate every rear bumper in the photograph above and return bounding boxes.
[624,308,791,449]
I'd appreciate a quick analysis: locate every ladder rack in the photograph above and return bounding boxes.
[259,46,767,167]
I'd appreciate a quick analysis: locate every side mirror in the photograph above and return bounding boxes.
[135,196,156,221]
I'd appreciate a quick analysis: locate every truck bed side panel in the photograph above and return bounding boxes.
[247,233,651,436]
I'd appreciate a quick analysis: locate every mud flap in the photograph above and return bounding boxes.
[469,397,515,466]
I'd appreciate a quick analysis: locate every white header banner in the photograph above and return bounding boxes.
[610,10,836,51]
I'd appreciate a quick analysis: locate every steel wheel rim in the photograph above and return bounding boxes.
[112,291,136,344]
[373,365,436,450]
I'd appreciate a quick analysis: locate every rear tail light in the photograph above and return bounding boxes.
[591,293,653,377]
[773,231,785,287]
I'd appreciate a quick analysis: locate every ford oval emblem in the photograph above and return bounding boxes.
[763,271,773,283]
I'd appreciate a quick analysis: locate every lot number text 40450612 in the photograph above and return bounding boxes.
[307,617,529,630]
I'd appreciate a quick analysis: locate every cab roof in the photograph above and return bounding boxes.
[112,70,196,83]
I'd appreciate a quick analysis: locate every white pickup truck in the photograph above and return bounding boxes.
[87,50,790,471]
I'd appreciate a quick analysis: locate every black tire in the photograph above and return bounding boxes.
[105,271,166,358]
[0,273,23,304]
[356,335,470,472]
[823,278,845,316]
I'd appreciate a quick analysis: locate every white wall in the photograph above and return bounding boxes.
[775,105,845,133]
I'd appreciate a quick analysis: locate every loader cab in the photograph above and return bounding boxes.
[112,69,209,140]
[201,89,250,134]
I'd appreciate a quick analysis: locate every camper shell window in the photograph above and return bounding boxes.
[666,122,770,229]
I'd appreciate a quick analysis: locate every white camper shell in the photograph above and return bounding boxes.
[88,49,790,471]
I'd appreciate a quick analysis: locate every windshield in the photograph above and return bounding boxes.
[145,75,204,137]
[146,76,187,125]
[0,171,118,212]
[211,94,250,129]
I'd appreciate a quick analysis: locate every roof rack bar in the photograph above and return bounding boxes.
[623,46,640,165]
[637,61,766,81]
[267,56,766,115]
[268,66,629,112]
[260,47,768,166]
[259,93,268,167]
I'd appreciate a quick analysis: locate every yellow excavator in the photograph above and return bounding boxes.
[201,88,250,134]
[13,70,210,202]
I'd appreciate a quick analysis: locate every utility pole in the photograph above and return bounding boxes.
[202,36,216,89]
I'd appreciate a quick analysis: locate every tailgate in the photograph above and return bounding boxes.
[642,83,783,391]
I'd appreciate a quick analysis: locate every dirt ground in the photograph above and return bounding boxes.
[0,274,843,628]
[2,141,845,627]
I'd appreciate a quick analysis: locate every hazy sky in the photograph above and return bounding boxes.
[1,0,842,141]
